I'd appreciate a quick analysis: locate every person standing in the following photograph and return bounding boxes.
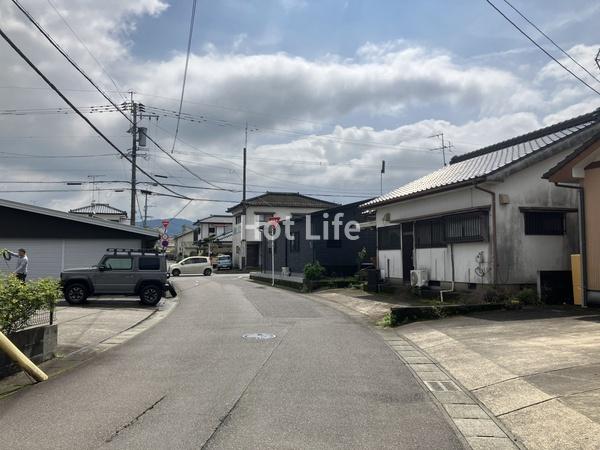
[5,248,28,281]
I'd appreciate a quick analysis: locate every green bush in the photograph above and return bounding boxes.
[0,275,61,335]
[303,261,325,281]
[514,288,540,305]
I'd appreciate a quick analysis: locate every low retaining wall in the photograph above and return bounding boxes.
[0,324,57,378]
[391,303,509,325]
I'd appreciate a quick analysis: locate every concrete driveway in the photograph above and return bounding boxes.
[397,307,600,449]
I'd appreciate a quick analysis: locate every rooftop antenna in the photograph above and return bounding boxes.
[428,133,454,166]
[87,174,105,204]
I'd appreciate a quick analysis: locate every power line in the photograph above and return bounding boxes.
[145,105,441,153]
[46,0,127,103]
[9,0,232,193]
[500,0,600,86]
[0,22,188,201]
[0,179,377,199]
[171,0,198,154]
[485,0,600,96]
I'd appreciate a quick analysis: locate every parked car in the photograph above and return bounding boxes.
[217,255,232,270]
[60,249,169,306]
[170,256,212,277]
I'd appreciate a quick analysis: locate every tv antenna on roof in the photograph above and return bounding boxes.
[428,133,454,166]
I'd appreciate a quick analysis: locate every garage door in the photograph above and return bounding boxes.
[0,238,142,279]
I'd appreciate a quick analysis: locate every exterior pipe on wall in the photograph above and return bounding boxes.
[554,182,588,307]
[474,184,497,285]
[440,243,455,302]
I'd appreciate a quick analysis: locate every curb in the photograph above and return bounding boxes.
[379,329,524,450]
[0,297,178,399]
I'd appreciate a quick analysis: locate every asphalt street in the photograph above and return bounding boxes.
[0,275,464,449]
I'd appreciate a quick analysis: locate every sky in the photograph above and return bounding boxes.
[0,0,599,223]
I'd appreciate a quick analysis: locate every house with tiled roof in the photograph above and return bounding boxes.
[363,108,600,297]
[69,202,128,224]
[227,192,338,269]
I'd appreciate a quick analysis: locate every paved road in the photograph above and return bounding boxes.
[0,275,464,449]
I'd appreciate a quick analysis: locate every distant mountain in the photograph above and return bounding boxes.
[139,218,195,236]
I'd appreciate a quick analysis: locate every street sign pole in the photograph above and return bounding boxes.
[268,216,280,287]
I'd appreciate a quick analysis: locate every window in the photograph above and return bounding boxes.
[208,227,216,234]
[186,257,206,264]
[103,257,132,270]
[290,231,301,252]
[256,212,275,223]
[524,211,565,235]
[138,257,160,270]
[326,239,342,248]
[415,220,445,248]
[445,213,487,243]
[235,215,241,224]
[378,226,401,250]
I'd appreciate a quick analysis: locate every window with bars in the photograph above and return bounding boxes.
[445,213,486,243]
[415,220,445,248]
[378,225,401,250]
[524,211,565,235]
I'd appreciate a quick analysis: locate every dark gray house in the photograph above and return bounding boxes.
[261,200,376,277]
[0,198,159,279]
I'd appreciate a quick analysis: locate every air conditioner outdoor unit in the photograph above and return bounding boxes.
[410,269,429,287]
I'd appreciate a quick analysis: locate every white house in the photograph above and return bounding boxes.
[0,198,158,279]
[362,109,600,290]
[194,215,233,256]
[194,215,233,241]
[173,227,196,259]
[227,192,337,269]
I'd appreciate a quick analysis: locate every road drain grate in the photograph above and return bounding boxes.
[242,332,276,341]
[424,380,459,392]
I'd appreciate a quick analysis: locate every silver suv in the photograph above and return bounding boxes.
[60,249,169,306]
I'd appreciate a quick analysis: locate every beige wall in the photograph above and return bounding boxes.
[584,165,600,291]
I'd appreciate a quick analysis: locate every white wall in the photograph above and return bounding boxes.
[378,250,402,279]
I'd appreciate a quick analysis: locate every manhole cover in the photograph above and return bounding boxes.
[242,332,276,341]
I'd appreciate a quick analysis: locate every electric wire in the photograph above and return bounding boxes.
[171,0,198,153]
[485,0,600,96]
[0,23,189,200]
[9,0,232,193]
[501,0,600,85]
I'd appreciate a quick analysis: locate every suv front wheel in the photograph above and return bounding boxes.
[139,284,162,306]
[204,268,212,276]
[65,283,88,304]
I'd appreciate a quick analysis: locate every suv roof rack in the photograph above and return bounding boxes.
[106,248,161,255]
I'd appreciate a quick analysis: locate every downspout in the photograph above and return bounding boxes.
[555,182,588,307]
[474,184,497,285]
[440,243,455,302]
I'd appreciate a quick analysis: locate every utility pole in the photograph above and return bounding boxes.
[125,93,157,226]
[241,121,248,269]
[380,160,385,195]
[129,92,137,226]
[141,190,151,228]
